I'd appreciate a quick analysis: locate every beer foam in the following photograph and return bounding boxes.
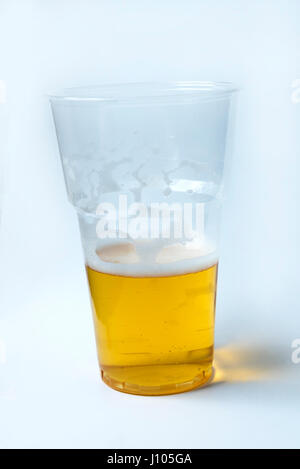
[86,239,218,277]
[96,243,139,264]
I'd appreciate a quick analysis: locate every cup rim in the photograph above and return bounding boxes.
[48,81,239,103]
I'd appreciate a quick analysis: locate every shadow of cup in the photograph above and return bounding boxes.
[213,343,290,384]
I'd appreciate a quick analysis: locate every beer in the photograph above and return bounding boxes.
[86,250,218,396]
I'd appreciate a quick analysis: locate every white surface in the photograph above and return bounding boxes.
[0,0,300,449]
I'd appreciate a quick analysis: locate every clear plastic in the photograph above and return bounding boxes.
[50,82,237,395]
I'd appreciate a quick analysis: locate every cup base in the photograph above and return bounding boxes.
[100,364,214,396]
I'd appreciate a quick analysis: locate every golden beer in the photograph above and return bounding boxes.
[86,262,218,396]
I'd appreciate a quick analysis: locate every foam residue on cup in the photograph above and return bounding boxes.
[96,243,139,264]
[87,238,218,277]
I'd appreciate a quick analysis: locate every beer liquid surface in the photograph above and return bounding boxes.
[86,263,218,395]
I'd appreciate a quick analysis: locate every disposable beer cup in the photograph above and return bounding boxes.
[50,82,237,396]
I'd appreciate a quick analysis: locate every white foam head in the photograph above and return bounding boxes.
[86,238,218,277]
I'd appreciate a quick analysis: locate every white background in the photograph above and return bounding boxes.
[0,0,300,449]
